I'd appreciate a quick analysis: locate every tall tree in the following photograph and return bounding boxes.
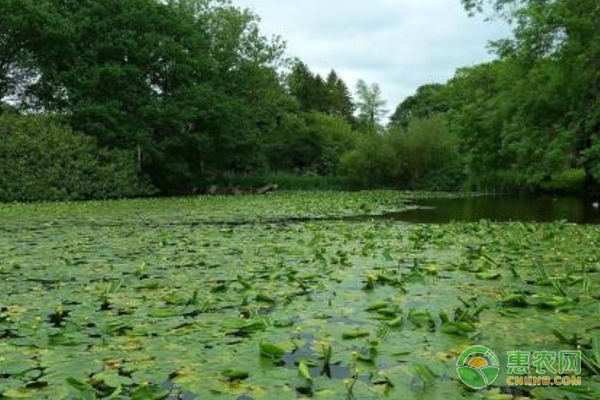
[325,70,355,122]
[454,0,600,191]
[288,60,323,112]
[0,0,289,190]
[355,79,387,131]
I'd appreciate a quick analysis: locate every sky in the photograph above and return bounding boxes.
[233,0,511,111]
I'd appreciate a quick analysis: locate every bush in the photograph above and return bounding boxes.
[269,112,358,175]
[389,115,461,186]
[341,115,463,190]
[340,135,397,188]
[540,168,587,193]
[0,113,155,202]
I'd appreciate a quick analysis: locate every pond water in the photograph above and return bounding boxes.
[390,196,600,224]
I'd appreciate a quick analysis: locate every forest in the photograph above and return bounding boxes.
[1,0,599,201]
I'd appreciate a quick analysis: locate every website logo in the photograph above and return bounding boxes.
[456,345,500,389]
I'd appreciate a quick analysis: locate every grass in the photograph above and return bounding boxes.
[1,192,599,399]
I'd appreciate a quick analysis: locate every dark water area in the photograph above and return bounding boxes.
[391,196,600,224]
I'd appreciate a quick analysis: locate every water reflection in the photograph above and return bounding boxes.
[391,196,600,224]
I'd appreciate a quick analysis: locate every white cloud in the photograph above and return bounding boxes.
[233,0,510,110]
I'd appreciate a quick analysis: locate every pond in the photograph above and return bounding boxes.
[391,196,600,224]
[3,192,600,399]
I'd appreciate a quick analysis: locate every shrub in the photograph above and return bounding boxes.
[540,168,587,193]
[270,112,358,175]
[341,115,463,190]
[389,115,460,186]
[0,113,155,202]
[340,135,397,188]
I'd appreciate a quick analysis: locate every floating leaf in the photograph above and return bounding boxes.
[476,271,501,280]
[342,329,370,340]
[221,369,250,381]
[259,343,285,359]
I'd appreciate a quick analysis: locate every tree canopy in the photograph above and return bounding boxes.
[355,80,387,131]
[2,0,599,200]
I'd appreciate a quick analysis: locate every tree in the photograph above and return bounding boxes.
[453,0,600,192]
[288,60,326,112]
[0,0,289,191]
[287,63,356,123]
[390,84,449,130]
[268,112,358,175]
[355,79,387,131]
[325,70,355,123]
[342,115,462,190]
[341,135,397,188]
[389,115,461,188]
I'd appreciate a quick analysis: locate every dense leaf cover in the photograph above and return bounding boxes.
[1,192,600,398]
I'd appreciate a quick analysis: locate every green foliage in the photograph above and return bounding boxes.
[341,135,397,188]
[355,79,387,132]
[540,169,587,193]
[287,61,355,124]
[269,112,359,175]
[288,60,328,113]
[390,84,449,130]
[0,0,368,198]
[2,194,600,398]
[443,0,600,193]
[342,115,462,190]
[0,113,154,202]
[0,0,289,193]
[390,116,461,185]
[583,139,600,184]
[356,0,600,194]
[325,70,356,122]
[303,112,359,175]
[3,0,599,197]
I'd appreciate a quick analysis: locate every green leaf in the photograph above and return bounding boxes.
[476,271,501,280]
[259,343,286,359]
[131,385,170,400]
[221,369,250,381]
[298,360,312,381]
[342,329,370,340]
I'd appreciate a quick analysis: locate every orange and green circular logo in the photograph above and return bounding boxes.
[456,346,500,389]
